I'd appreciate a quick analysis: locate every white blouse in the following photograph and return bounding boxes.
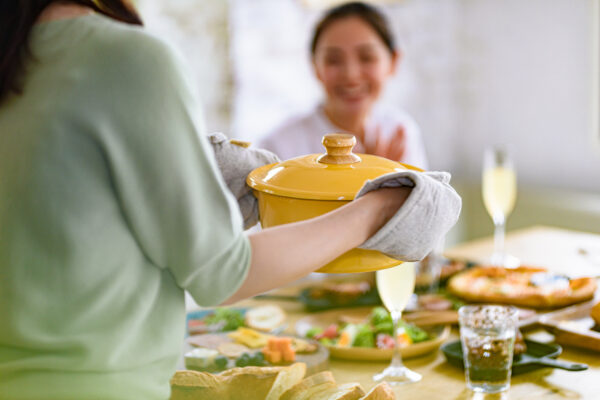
[258,104,428,170]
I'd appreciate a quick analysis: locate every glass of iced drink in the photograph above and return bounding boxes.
[458,305,518,393]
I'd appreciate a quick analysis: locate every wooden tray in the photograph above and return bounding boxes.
[402,307,539,329]
[538,299,600,352]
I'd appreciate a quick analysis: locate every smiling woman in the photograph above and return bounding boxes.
[258,2,428,169]
[311,9,397,137]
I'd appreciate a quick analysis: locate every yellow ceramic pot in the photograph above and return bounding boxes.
[247,133,422,273]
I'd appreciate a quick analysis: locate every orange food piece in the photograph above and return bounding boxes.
[278,338,293,350]
[263,337,296,364]
[262,348,282,364]
[281,346,296,362]
[268,340,279,351]
[268,337,290,349]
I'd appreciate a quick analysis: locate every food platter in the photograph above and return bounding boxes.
[184,305,328,375]
[186,305,286,336]
[185,332,329,376]
[297,283,382,312]
[294,307,450,361]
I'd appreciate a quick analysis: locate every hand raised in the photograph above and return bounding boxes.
[365,125,406,161]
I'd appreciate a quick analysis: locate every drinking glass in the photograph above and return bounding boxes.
[482,147,519,268]
[414,236,446,296]
[459,305,518,393]
[374,263,422,384]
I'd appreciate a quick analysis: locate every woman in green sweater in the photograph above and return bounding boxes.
[0,1,460,399]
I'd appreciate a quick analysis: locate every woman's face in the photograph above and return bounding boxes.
[312,16,398,117]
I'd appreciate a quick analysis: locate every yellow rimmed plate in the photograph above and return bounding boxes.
[294,307,451,361]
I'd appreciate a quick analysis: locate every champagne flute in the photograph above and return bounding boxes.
[374,263,422,384]
[482,147,519,268]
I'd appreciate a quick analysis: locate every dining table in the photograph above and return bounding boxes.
[232,225,600,400]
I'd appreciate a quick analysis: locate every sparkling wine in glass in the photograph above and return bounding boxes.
[374,263,422,384]
[482,147,519,268]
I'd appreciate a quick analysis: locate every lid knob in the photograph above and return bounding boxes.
[317,133,361,165]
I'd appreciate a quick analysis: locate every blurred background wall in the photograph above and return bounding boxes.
[137,0,600,245]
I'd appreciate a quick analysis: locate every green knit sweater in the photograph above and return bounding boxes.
[0,14,250,399]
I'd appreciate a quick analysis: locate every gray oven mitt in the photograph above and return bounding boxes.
[208,132,280,229]
[357,170,462,261]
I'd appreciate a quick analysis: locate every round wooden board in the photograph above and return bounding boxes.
[295,307,450,361]
[185,333,329,376]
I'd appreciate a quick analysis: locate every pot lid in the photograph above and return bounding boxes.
[247,133,420,201]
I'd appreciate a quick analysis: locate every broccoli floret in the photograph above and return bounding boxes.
[235,352,252,367]
[249,351,266,366]
[214,355,228,370]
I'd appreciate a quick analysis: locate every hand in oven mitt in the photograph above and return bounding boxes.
[208,132,280,229]
[357,170,462,261]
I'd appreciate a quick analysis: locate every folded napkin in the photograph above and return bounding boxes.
[208,132,280,229]
[357,170,462,261]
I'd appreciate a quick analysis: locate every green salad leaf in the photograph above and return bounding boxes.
[352,323,375,348]
[305,327,323,339]
[399,320,429,343]
[370,307,429,342]
[370,307,392,326]
[373,321,394,336]
[204,308,245,331]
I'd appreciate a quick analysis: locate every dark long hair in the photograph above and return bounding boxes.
[0,0,143,102]
[310,1,396,56]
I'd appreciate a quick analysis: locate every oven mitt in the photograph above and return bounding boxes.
[357,170,462,261]
[208,132,280,229]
